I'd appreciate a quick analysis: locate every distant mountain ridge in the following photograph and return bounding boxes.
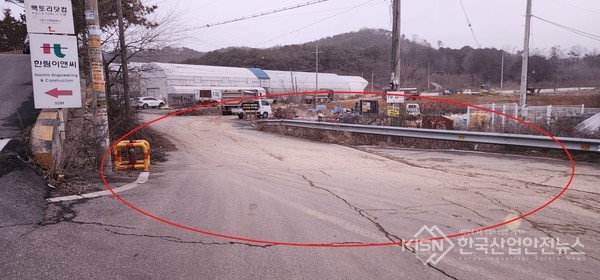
[174,28,600,90]
[130,46,205,63]
[182,28,395,90]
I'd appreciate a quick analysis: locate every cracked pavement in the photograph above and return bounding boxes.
[1,114,598,279]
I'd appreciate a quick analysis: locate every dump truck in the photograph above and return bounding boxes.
[217,88,267,115]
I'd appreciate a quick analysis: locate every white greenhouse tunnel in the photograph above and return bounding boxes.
[123,62,368,100]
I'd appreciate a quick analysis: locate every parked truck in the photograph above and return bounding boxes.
[165,86,266,110]
[218,88,267,115]
[303,89,334,104]
[232,99,272,119]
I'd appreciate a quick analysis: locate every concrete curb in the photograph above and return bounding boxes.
[47,172,149,203]
[30,109,60,168]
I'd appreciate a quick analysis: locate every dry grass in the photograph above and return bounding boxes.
[110,111,176,163]
[176,106,221,116]
[40,103,177,195]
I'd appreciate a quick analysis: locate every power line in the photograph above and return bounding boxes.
[457,0,480,48]
[255,0,376,47]
[193,0,330,30]
[177,2,384,30]
[222,2,385,22]
[532,15,600,42]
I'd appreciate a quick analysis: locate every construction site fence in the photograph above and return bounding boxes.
[466,103,600,131]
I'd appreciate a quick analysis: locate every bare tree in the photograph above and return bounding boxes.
[568,45,587,63]
[101,8,185,103]
[549,45,564,90]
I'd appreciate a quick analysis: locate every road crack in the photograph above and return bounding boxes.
[0,223,34,229]
[441,197,495,222]
[525,218,600,263]
[296,173,458,279]
[104,228,276,248]
[473,191,600,263]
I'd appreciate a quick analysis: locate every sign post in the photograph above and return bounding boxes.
[85,0,111,170]
[25,0,80,109]
[25,0,110,170]
[25,0,80,149]
[29,34,81,108]
[387,106,400,117]
[24,0,75,34]
[386,91,406,105]
[386,91,405,118]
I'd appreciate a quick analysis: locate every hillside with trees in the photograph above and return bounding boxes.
[0,9,26,52]
[183,28,600,92]
[129,46,204,63]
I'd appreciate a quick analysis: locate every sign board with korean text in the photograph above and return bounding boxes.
[88,25,102,36]
[386,91,405,104]
[29,34,81,109]
[387,106,400,117]
[85,10,95,20]
[24,0,75,34]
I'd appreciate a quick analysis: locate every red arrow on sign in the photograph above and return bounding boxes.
[48,26,55,32]
[45,88,73,98]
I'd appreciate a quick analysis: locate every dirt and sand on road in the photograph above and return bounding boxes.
[125,112,600,279]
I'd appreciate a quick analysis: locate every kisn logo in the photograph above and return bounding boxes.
[409,225,455,265]
[41,43,67,58]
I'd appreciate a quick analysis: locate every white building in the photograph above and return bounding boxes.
[131,62,368,99]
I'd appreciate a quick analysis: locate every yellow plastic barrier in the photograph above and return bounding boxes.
[111,140,150,171]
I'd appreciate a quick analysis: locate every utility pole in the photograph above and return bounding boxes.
[390,0,401,91]
[116,0,131,114]
[315,42,319,91]
[371,71,374,93]
[500,50,505,93]
[85,0,110,169]
[519,0,533,108]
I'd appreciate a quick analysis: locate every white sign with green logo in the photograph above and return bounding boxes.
[29,34,81,109]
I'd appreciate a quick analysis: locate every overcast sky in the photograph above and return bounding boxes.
[3,0,599,53]
[148,0,600,53]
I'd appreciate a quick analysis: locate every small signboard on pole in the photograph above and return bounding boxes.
[387,106,400,117]
[29,34,82,108]
[24,0,75,34]
[386,91,405,104]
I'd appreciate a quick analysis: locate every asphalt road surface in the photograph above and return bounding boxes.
[0,54,36,139]
[0,54,46,243]
[1,113,598,279]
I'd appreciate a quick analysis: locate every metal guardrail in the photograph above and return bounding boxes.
[258,120,600,152]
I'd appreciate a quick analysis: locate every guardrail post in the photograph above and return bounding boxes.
[502,105,506,131]
[466,106,471,127]
[491,103,496,132]
[546,105,552,126]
